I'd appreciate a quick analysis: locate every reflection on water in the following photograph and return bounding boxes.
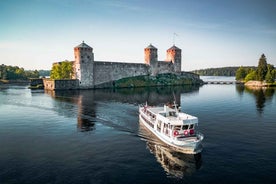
[77,117,95,132]
[44,86,202,178]
[45,86,200,132]
[139,122,202,178]
[45,90,97,132]
[2,84,276,183]
[236,85,275,114]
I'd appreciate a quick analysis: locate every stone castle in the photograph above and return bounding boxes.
[44,41,199,90]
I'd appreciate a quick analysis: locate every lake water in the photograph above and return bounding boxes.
[0,81,276,184]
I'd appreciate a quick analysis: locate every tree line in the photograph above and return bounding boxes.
[236,54,276,83]
[191,67,256,76]
[0,64,40,80]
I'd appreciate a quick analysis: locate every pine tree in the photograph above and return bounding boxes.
[256,54,268,81]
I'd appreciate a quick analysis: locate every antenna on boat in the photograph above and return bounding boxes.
[172,91,179,116]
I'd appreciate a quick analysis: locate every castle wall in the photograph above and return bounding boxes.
[30,78,43,87]
[79,63,94,88]
[93,61,149,86]
[156,61,175,74]
[43,79,55,90]
[45,42,199,90]
[43,79,79,90]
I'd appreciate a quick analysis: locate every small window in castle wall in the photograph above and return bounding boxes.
[87,56,90,59]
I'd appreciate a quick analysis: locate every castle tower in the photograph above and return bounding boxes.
[166,45,182,73]
[144,44,158,65]
[74,41,94,88]
[144,44,158,75]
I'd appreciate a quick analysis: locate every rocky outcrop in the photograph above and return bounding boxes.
[244,80,276,88]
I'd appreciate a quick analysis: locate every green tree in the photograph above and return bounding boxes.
[39,70,50,77]
[50,64,61,79]
[245,70,257,82]
[50,61,73,79]
[256,54,268,81]
[0,64,39,80]
[265,69,274,83]
[25,70,39,78]
[235,66,247,81]
[265,64,275,83]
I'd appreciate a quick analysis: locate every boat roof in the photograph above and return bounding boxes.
[146,106,198,125]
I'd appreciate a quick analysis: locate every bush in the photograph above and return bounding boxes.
[245,70,257,82]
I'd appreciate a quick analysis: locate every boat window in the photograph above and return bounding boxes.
[174,126,181,130]
[182,125,189,130]
[169,111,176,116]
[159,113,166,117]
[189,124,194,129]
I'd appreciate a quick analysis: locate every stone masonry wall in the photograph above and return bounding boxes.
[79,62,94,88]
[44,79,79,90]
[93,61,149,86]
[156,62,174,74]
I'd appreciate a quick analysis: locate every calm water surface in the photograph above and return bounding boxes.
[0,82,276,184]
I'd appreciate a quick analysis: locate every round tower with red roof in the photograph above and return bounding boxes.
[166,45,181,73]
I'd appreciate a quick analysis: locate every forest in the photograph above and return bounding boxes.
[235,54,276,83]
[0,64,50,80]
[191,66,256,76]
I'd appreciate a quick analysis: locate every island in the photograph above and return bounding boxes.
[235,54,276,87]
[42,42,203,90]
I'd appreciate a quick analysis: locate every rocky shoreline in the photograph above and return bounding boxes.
[244,80,276,87]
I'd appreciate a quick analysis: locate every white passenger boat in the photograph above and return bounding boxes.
[139,103,204,154]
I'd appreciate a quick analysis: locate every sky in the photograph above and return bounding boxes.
[0,0,275,71]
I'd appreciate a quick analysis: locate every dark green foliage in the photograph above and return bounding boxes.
[256,54,268,81]
[39,70,50,77]
[237,54,275,83]
[192,67,256,76]
[114,73,201,88]
[235,67,256,81]
[265,69,274,83]
[0,64,39,80]
[50,61,73,79]
[235,67,247,80]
